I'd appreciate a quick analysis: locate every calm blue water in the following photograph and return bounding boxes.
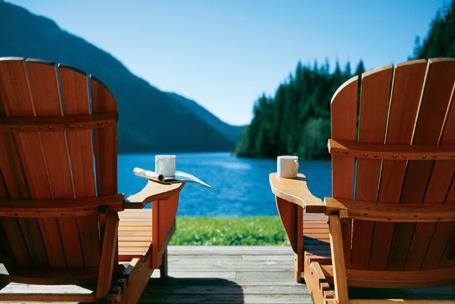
[118,152,332,217]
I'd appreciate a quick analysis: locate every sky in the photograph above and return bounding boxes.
[6,0,448,126]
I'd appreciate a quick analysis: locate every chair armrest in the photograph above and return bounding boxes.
[269,173,325,213]
[123,180,184,209]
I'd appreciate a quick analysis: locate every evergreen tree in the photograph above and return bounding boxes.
[234,60,358,159]
[414,0,455,58]
[235,0,452,159]
[354,60,365,76]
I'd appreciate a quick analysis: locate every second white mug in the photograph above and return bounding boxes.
[277,155,299,178]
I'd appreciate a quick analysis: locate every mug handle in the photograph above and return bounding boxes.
[292,160,299,177]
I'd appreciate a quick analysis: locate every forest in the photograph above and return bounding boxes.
[234,61,364,159]
[235,0,455,159]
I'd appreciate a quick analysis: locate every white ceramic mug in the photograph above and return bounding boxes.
[277,155,299,178]
[155,155,176,177]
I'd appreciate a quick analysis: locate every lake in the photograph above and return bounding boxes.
[118,152,332,217]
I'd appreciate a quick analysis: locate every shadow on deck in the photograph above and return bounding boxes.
[142,246,455,304]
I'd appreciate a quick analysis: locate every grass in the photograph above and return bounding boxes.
[169,216,290,246]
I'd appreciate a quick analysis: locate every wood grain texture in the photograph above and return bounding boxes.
[276,197,299,253]
[0,58,188,303]
[91,76,117,196]
[351,65,392,270]
[151,194,180,269]
[370,60,428,271]
[390,59,455,271]
[269,173,325,212]
[0,59,51,269]
[27,60,74,269]
[58,64,98,268]
[330,76,358,268]
[96,212,118,300]
[329,215,349,303]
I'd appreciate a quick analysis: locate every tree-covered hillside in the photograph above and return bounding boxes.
[414,0,455,59]
[236,0,454,159]
[234,61,364,159]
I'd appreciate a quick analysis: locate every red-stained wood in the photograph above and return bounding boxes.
[421,222,455,270]
[58,64,97,268]
[151,194,179,269]
[389,59,455,271]
[91,76,117,196]
[59,65,95,198]
[330,76,358,268]
[96,212,118,301]
[351,65,392,270]
[0,136,5,224]
[26,60,73,268]
[27,61,74,198]
[90,76,118,266]
[372,60,427,271]
[0,59,50,199]
[78,215,101,267]
[0,59,51,268]
[58,217,84,267]
[328,215,349,303]
[276,197,299,253]
[0,61,30,202]
[424,64,455,270]
[0,218,32,267]
[0,133,29,199]
[18,219,49,267]
[328,139,455,160]
[0,58,185,303]
[439,227,455,267]
[36,218,66,268]
[269,58,455,302]
[276,196,305,281]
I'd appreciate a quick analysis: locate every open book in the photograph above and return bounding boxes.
[133,167,212,188]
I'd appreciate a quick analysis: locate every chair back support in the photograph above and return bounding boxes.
[330,58,455,271]
[0,58,118,270]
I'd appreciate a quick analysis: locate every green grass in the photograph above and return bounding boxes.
[169,216,290,246]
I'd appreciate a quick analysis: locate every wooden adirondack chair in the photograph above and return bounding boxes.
[270,58,455,303]
[0,57,184,303]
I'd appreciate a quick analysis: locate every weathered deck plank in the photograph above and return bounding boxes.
[143,246,455,303]
[145,246,312,304]
[1,246,454,303]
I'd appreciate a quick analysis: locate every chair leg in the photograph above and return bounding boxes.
[295,253,303,283]
[160,249,168,282]
[295,269,303,283]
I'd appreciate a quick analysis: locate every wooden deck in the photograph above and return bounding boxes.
[146,246,309,304]
[0,209,454,303]
[1,246,454,303]
[143,246,455,304]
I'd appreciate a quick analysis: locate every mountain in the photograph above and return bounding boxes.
[166,92,245,143]
[0,1,241,153]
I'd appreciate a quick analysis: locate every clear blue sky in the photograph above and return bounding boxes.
[6,0,447,126]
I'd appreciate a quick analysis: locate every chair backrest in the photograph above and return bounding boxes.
[330,58,455,271]
[0,57,119,270]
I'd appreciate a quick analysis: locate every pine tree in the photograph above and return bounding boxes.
[234,60,357,159]
[414,0,455,58]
